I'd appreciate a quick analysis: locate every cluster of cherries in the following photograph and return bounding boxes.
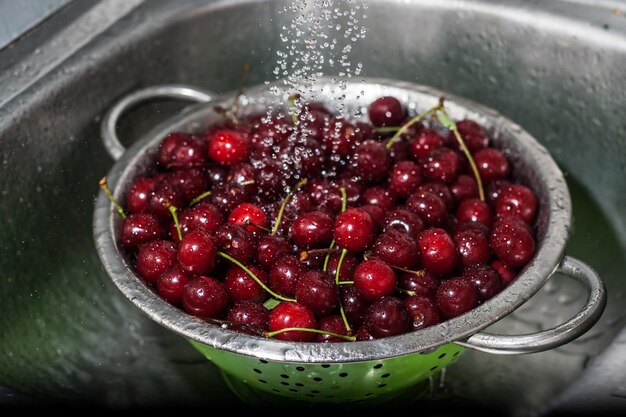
[105,94,538,343]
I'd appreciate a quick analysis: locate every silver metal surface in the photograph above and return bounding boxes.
[101,84,213,160]
[94,76,604,362]
[457,256,606,354]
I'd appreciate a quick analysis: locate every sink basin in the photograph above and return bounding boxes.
[1,0,625,414]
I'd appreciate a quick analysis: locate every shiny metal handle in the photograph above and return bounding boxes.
[456,256,606,355]
[100,85,213,161]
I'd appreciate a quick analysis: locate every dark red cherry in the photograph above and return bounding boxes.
[421,147,460,184]
[407,191,448,227]
[364,296,411,338]
[491,259,518,286]
[323,117,362,157]
[490,218,536,268]
[228,203,268,233]
[147,180,184,219]
[255,235,291,271]
[334,208,374,253]
[225,264,268,303]
[177,230,217,275]
[454,227,491,266]
[383,207,425,241]
[227,301,269,332]
[136,240,177,283]
[269,255,306,298]
[268,302,317,342]
[456,198,493,229]
[372,229,419,269]
[157,132,207,170]
[214,223,256,263]
[207,130,250,166]
[410,128,444,160]
[353,259,397,302]
[295,271,339,316]
[416,182,454,211]
[156,265,190,306]
[316,315,349,343]
[435,277,479,318]
[450,120,489,153]
[474,148,510,182]
[388,161,423,198]
[294,138,325,176]
[417,228,459,276]
[182,276,229,319]
[363,186,397,211]
[228,163,256,195]
[368,96,405,127]
[352,140,391,182]
[121,213,163,249]
[404,295,442,331]
[165,168,209,203]
[171,202,223,239]
[485,179,512,205]
[290,211,334,249]
[356,325,376,341]
[127,177,156,214]
[450,175,478,202]
[494,184,538,224]
[463,264,503,301]
[326,251,358,281]
[360,204,386,231]
[398,271,439,298]
[210,185,247,213]
[341,286,370,328]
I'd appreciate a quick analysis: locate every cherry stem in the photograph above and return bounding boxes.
[217,251,296,302]
[373,126,401,133]
[99,177,126,220]
[436,106,485,201]
[299,247,340,261]
[244,220,272,233]
[322,241,336,272]
[397,288,417,297]
[363,251,426,277]
[271,178,308,236]
[338,281,354,285]
[385,104,442,150]
[168,205,183,242]
[288,93,300,125]
[323,186,347,271]
[190,190,212,206]
[335,248,352,334]
[265,327,356,342]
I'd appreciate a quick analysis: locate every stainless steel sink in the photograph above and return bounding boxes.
[1,0,625,414]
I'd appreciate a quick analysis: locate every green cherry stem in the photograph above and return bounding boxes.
[265,327,356,342]
[272,178,308,236]
[99,177,126,220]
[323,186,347,272]
[244,220,272,233]
[436,106,485,201]
[373,126,401,133]
[338,281,354,285]
[217,251,296,302]
[397,288,417,297]
[168,204,183,242]
[189,190,212,206]
[385,104,442,151]
[335,248,352,334]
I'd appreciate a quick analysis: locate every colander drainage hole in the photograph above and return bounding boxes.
[295,383,304,387]
[453,351,460,357]
[313,377,322,382]
[296,366,305,371]
[339,372,348,377]
[381,373,390,378]
[373,364,383,369]
[258,379,267,384]
[272,389,280,393]
[260,360,268,364]
[281,382,289,386]
[253,369,262,374]
[280,374,289,379]
[289,389,298,393]
[438,353,446,359]
[321,364,331,368]
[430,366,438,371]
[311,390,320,394]
[378,384,387,388]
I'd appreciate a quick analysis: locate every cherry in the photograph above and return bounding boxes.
[463,264,503,301]
[268,301,317,342]
[127,177,156,213]
[364,296,411,338]
[255,161,288,197]
[299,108,329,141]
[157,132,207,170]
[136,240,177,283]
[353,259,397,302]
[363,186,397,211]
[410,128,444,160]
[121,213,163,249]
[147,180,184,219]
[341,286,370,328]
[295,271,339,316]
[450,174,478,203]
[156,265,190,306]
[316,315,349,343]
[474,148,510,182]
[417,228,459,276]
[227,301,269,332]
[334,208,374,253]
[228,163,256,195]
[450,120,488,153]
[177,230,217,274]
[360,204,386,231]
[290,211,334,249]
[398,271,439,298]
[294,138,325,177]
[255,235,291,270]
[323,117,362,157]
[228,203,268,233]
[171,202,223,239]
[421,147,460,183]
[213,223,256,263]
[368,96,405,127]
[208,130,250,166]
[454,227,491,267]
[485,179,512,205]
[372,229,419,269]
[490,218,536,268]
[456,198,493,229]
[356,325,376,341]
[182,276,229,319]
[326,251,358,281]
[435,277,479,318]
[494,184,538,224]
[383,207,424,241]
[416,182,455,211]
[388,161,423,198]
[491,259,517,286]
[269,255,306,298]
[210,185,247,213]
[165,168,209,203]
[407,191,448,227]
[352,140,391,182]
[224,264,268,303]
[404,295,441,331]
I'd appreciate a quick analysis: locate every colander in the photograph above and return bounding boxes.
[93,77,606,405]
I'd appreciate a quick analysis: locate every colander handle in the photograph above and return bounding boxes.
[101,85,213,160]
[456,256,606,355]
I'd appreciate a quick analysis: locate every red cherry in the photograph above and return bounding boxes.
[494,184,538,224]
[268,302,317,342]
[156,265,190,306]
[435,277,479,318]
[353,259,397,302]
[136,240,177,283]
[182,276,229,319]
[121,213,163,249]
[177,230,217,274]
[228,203,268,233]
[224,264,268,303]
[334,208,375,253]
[410,129,444,160]
[456,198,493,229]
[417,228,459,276]
[295,271,339,316]
[404,295,441,331]
[127,177,156,213]
[368,96,405,127]
[364,296,411,338]
[208,130,250,166]
[474,148,510,182]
